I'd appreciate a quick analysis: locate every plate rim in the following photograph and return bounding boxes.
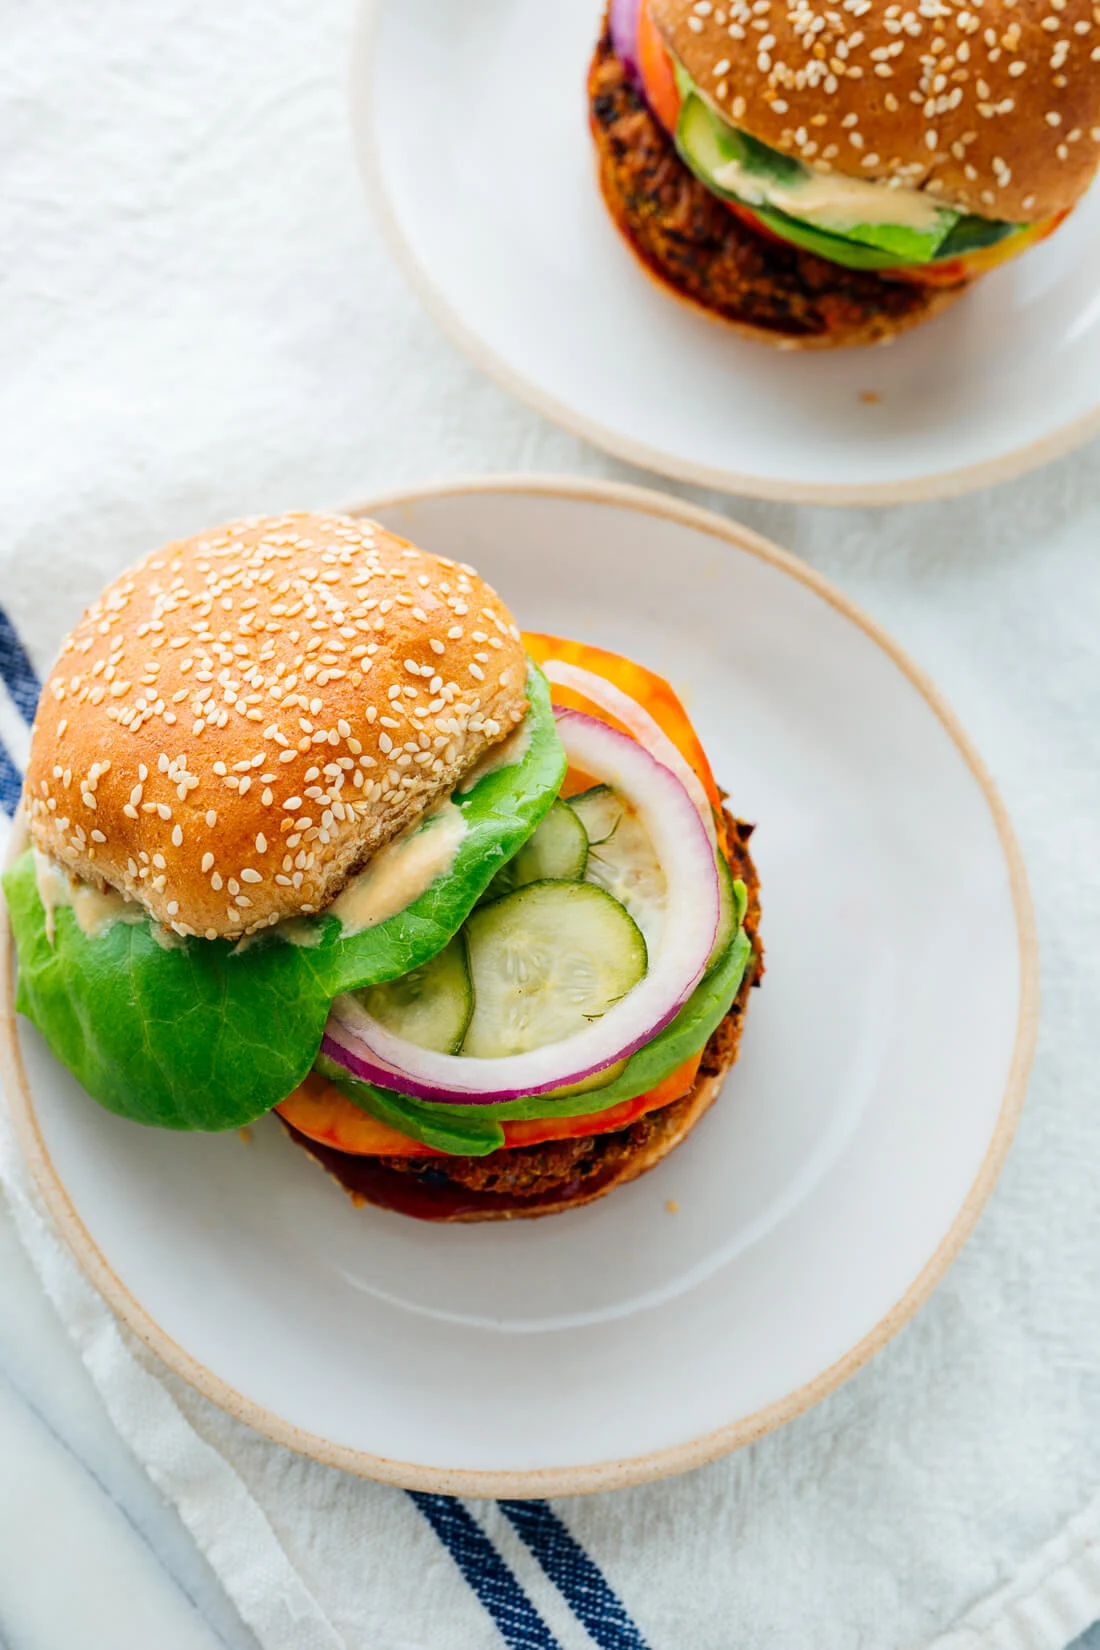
[0,474,1040,1497]
[351,0,1100,508]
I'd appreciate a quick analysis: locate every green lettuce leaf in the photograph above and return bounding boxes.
[674,85,1019,269]
[316,1057,507,1156]
[3,666,566,1131]
[5,849,336,1131]
[321,663,566,993]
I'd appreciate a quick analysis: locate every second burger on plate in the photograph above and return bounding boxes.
[591,0,1100,347]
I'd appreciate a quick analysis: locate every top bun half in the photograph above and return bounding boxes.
[25,513,529,939]
[649,0,1100,222]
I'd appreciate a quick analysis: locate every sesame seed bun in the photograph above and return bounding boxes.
[24,513,528,940]
[650,0,1100,223]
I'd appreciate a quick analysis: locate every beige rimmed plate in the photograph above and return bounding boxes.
[353,0,1100,505]
[1,478,1037,1496]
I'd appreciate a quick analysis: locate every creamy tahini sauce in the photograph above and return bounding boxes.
[457,718,532,794]
[230,914,327,957]
[33,852,146,945]
[328,802,467,935]
[712,157,946,235]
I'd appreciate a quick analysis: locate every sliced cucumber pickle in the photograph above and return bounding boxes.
[461,881,647,1059]
[571,784,668,947]
[485,799,588,900]
[708,851,738,972]
[540,1058,629,1099]
[354,934,472,1054]
[568,784,620,845]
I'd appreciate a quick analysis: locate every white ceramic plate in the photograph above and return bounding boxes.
[2,479,1037,1495]
[354,0,1100,505]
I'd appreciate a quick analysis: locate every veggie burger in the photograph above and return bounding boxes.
[4,513,761,1222]
[592,0,1100,347]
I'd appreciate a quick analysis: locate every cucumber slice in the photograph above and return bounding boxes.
[568,783,620,843]
[708,851,738,972]
[364,924,753,1127]
[353,935,472,1054]
[461,881,647,1059]
[485,799,588,900]
[571,784,668,948]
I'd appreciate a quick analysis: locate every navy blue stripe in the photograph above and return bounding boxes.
[499,1501,651,1650]
[408,1493,563,1650]
[0,743,22,817]
[0,607,40,722]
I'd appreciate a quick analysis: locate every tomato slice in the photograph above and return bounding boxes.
[276,1051,703,1159]
[277,1071,440,1157]
[637,0,682,137]
[523,633,724,822]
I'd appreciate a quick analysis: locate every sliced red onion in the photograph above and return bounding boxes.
[609,0,643,85]
[542,657,718,851]
[324,709,720,1105]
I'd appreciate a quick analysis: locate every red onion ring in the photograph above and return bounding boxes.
[323,709,720,1105]
[609,0,643,86]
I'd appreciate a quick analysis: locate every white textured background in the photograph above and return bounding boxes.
[4,1,1100,1647]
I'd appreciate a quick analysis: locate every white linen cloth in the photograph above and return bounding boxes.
[3,1,1100,1647]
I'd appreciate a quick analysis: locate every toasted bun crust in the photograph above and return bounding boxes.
[25,513,528,938]
[650,0,1100,222]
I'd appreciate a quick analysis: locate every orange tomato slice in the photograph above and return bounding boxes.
[523,633,724,822]
[277,1071,440,1157]
[276,1052,703,1158]
[637,0,683,137]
